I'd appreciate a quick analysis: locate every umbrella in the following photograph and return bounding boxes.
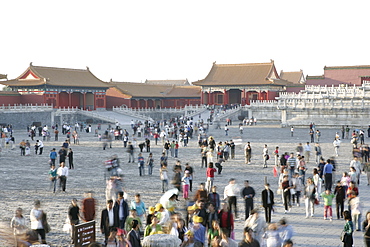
[159,188,179,208]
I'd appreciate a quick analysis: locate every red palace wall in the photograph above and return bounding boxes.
[0,95,21,105]
[324,68,370,86]
[20,94,45,105]
[71,93,80,108]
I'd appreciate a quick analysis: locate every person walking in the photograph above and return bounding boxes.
[244,142,252,165]
[138,153,145,176]
[57,162,69,192]
[333,138,341,156]
[281,175,292,214]
[304,142,311,163]
[241,180,256,220]
[206,162,217,193]
[362,211,370,247]
[342,210,353,247]
[146,153,154,176]
[224,178,240,218]
[10,207,27,246]
[82,192,96,222]
[68,148,74,169]
[262,144,269,168]
[334,180,346,219]
[321,190,335,221]
[30,200,47,244]
[49,164,58,193]
[68,198,80,244]
[261,183,274,223]
[323,160,334,191]
[49,148,57,166]
[304,178,316,218]
[101,200,117,245]
[127,141,135,163]
[159,164,168,193]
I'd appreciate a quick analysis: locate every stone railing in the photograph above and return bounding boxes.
[79,110,117,123]
[0,103,53,111]
[279,85,370,99]
[113,105,206,120]
[247,100,278,107]
[56,106,81,112]
[277,98,370,109]
[213,105,241,121]
[112,105,205,113]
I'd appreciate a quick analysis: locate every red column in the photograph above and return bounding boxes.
[68,92,72,107]
[93,93,96,110]
[145,99,148,108]
[56,92,59,108]
[224,89,229,105]
[83,93,86,110]
[209,92,213,105]
[200,91,204,105]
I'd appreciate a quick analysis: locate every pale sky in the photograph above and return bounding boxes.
[1,0,370,84]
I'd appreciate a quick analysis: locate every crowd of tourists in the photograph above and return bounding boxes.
[2,118,370,247]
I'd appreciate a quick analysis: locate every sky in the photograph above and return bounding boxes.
[1,0,370,84]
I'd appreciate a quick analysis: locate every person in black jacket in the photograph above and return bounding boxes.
[114,192,129,229]
[241,180,256,220]
[127,220,142,247]
[261,183,274,223]
[334,180,346,219]
[68,198,80,244]
[101,200,117,245]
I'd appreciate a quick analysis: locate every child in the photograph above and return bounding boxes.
[321,190,335,220]
[182,171,191,200]
[206,162,217,192]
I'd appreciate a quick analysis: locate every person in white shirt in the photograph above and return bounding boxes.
[333,138,341,156]
[224,178,240,218]
[30,200,47,244]
[57,162,69,192]
[350,156,362,185]
[303,142,311,163]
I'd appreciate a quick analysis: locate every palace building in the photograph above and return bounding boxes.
[192,60,303,105]
[1,63,109,110]
[106,80,201,109]
[306,65,370,86]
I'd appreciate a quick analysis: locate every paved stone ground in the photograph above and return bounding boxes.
[0,115,369,246]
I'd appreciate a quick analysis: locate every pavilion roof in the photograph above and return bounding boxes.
[280,70,305,84]
[1,63,109,88]
[192,61,291,86]
[109,82,200,98]
[144,79,189,85]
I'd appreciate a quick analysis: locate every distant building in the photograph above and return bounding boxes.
[193,60,295,105]
[106,81,201,109]
[144,79,190,85]
[306,65,370,86]
[0,63,109,110]
[279,70,306,93]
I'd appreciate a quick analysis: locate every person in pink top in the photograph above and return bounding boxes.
[206,162,217,193]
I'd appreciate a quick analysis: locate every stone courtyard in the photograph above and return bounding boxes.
[0,115,369,247]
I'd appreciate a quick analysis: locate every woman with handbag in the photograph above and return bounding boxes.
[304,178,316,218]
[342,210,353,247]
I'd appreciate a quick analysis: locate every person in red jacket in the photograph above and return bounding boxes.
[206,162,217,193]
